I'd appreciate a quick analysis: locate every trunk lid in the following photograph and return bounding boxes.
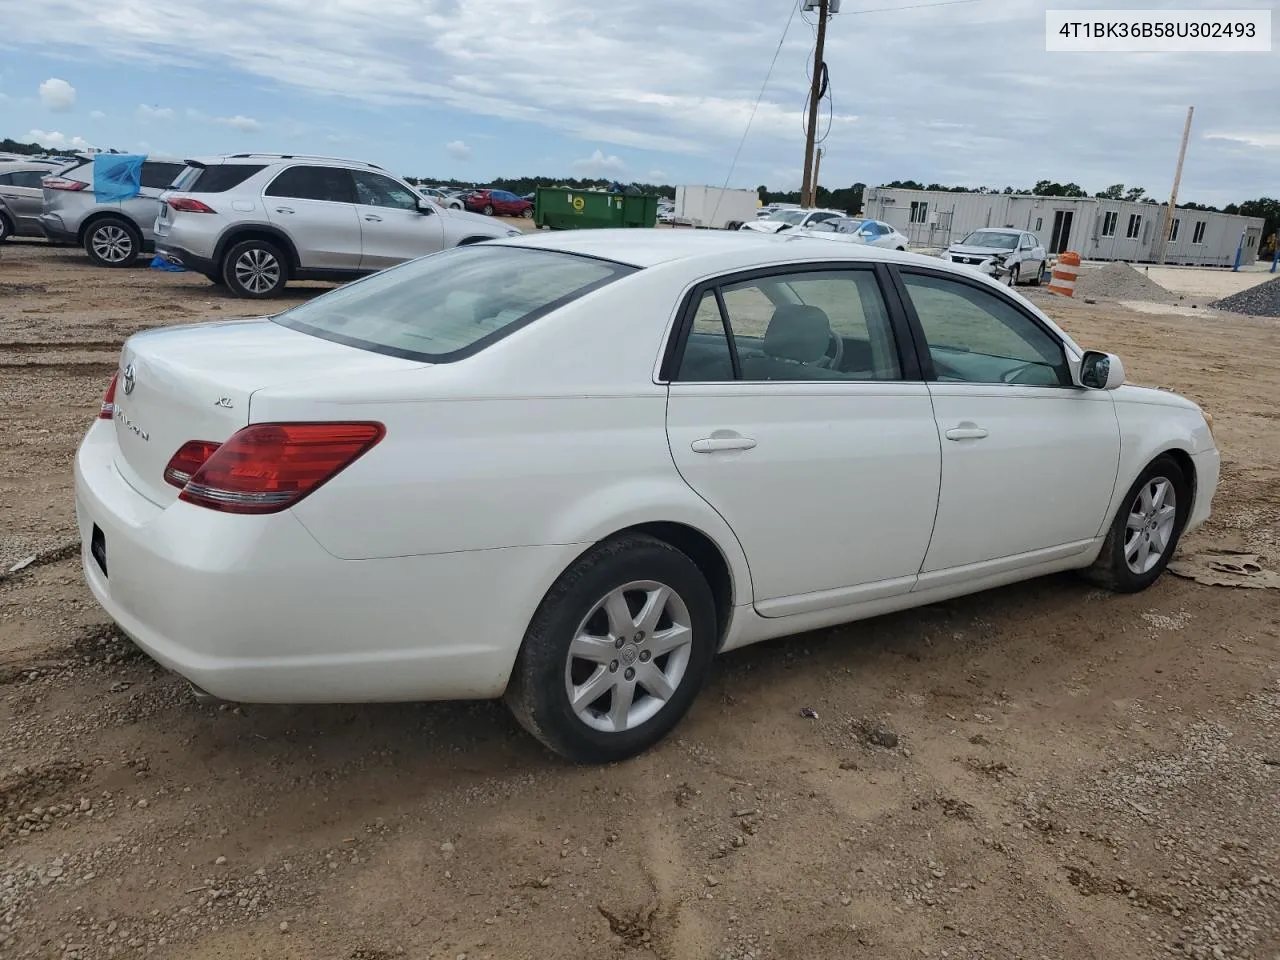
[112,318,423,505]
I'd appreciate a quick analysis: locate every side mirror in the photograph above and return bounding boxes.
[416,200,435,215]
[1079,350,1125,390]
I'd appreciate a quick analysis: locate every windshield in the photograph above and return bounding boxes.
[767,209,807,224]
[272,245,635,362]
[960,230,1019,249]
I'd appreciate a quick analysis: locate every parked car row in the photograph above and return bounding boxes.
[0,152,524,297]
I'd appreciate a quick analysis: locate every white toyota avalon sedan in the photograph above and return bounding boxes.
[76,230,1219,763]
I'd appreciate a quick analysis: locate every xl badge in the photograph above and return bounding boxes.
[122,363,136,396]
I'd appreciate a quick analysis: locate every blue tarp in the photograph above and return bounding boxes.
[93,153,145,202]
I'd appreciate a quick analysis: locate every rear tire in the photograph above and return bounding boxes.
[1029,261,1044,286]
[482,204,495,216]
[84,217,140,267]
[505,534,718,764]
[221,239,287,298]
[1081,454,1190,593]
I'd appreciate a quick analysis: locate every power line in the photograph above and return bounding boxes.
[711,0,800,224]
[841,0,984,15]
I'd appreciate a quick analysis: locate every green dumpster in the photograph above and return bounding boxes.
[534,188,658,230]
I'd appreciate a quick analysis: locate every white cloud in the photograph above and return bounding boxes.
[26,129,93,151]
[445,139,472,161]
[217,114,262,132]
[39,78,76,112]
[89,109,106,119]
[136,104,175,122]
[1205,132,1280,150]
[648,169,668,180]
[572,149,626,176]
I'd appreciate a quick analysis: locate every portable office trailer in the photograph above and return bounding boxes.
[862,187,1263,265]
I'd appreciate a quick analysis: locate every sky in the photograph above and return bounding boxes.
[0,0,1275,206]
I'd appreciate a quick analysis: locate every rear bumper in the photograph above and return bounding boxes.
[154,244,217,276]
[74,420,562,704]
[39,214,77,245]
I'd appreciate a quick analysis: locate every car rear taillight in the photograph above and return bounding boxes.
[176,422,384,514]
[164,440,222,488]
[167,197,216,214]
[99,372,118,420]
[42,177,88,191]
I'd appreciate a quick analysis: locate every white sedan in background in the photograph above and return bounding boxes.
[738,207,845,233]
[797,217,909,250]
[947,228,1047,286]
[76,231,1219,763]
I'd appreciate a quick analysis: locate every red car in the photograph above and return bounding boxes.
[463,188,533,218]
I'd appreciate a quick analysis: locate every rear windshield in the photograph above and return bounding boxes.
[272,244,636,362]
[172,163,266,193]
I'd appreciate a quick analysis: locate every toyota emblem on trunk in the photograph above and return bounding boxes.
[122,363,136,396]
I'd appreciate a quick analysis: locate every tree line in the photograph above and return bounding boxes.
[3,135,1274,252]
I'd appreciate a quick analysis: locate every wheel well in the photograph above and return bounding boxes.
[1161,448,1197,505]
[625,522,734,648]
[78,211,139,244]
[216,228,300,275]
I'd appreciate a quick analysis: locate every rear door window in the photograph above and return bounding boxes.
[265,166,356,204]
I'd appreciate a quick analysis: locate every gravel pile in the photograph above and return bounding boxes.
[1209,275,1280,317]
[1073,261,1179,303]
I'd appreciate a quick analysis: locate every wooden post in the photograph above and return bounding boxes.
[800,0,829,210]
[1158,106,1194,264]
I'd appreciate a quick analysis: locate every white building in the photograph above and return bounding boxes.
[861,187,1265,267]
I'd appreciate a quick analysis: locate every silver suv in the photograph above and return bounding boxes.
[153,154,523,298]
[39,155,187,266]
[0,160,60,242]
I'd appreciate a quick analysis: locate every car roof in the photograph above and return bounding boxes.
[0,160,60,171]
[500,227,924,269]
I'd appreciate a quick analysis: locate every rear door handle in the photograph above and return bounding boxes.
[274,206,294,214]
[944,424,989,441]
[363,214,383,222]
[691,436,757,454]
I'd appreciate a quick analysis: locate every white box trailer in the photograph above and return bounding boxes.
[674,185,759,229]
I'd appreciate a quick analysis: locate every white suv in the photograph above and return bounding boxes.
[154,154,522,298]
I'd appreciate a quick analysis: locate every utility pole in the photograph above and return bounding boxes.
[811,147,824,207]
[1158,105,1194,264]
[800,0,830,209]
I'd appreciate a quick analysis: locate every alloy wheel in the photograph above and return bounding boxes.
[1124,477,1177,574]
[92,225,133,263]
[234,248,281,295]
[563,580,694,734]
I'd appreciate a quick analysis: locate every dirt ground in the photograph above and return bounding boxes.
[1,238,1278,960]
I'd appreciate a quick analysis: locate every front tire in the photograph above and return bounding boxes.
[1082,455,1189,593]
[505,534,718,763]
[221,239,287,298]
[1005,264,1020,286]
[521,207,534,219]
[0,212,14,243]
[84,217,140,267]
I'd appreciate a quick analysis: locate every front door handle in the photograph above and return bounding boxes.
[364,214,383,222]
[274,206,294,214]
[691,436,757,454]
[944,424,989,441]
